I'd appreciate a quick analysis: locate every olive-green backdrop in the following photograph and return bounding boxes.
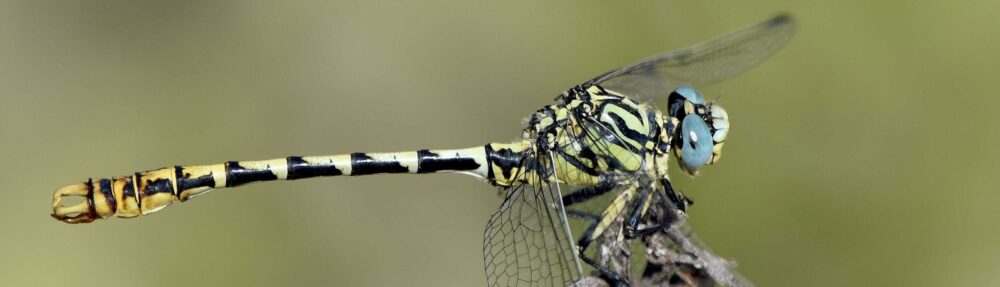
[2,1,996,286]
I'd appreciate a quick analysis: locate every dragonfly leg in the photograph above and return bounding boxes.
[570,208,631,286]
[661,178,693,212]
[624,184,662,238]
[578,248,632,287]
[566,178,619,249]
[625,178,692,238]
[624,178,683,238]
[561,179,615,207]
[573,182,639,287]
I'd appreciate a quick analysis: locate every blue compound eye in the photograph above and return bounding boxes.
[673,85,705,104]
[680,115,713,171]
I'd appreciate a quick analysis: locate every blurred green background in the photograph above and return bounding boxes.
[2,1,997,286]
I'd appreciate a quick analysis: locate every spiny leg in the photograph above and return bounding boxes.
[624,178,684,238]
[571,181,645,287]
[562,176,618,254]
[660,178,693,213]
[571,178,688,286]
[561,175,616,251]
[562,178,616,207]
[565,199,627,285]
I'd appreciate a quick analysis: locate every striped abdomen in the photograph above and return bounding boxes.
[52,143,529,224]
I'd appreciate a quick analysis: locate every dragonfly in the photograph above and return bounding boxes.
[52,14,794,287]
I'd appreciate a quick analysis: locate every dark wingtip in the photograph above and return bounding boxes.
[768,12,795,27]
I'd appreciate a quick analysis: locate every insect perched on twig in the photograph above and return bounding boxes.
[53,14,794,287]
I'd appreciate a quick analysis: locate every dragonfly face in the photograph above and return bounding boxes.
[667,85,729,176]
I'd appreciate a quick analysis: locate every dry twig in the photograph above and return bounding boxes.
[571,191,749,287]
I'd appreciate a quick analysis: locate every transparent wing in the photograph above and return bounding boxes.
[483,167,582,287]
[589,14,795,100]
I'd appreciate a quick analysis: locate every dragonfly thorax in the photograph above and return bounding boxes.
[516,85,673,187]
[480,84,730,188]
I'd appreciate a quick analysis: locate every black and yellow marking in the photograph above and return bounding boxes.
[50,82,724,278]
[49,81,729,287]
[50,85,682,224]
[286,156,343,179]
[349,153,410,175]
[416,149,482,173]
[53,146,523,223]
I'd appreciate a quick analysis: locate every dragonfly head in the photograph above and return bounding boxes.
[667,86,729,176]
